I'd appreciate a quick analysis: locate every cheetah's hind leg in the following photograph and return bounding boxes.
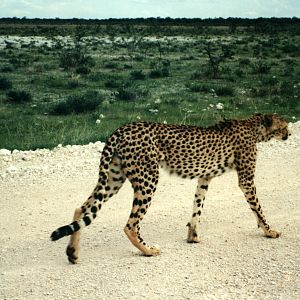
[123,162,161,256]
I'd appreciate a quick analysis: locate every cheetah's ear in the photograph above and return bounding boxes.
[263,115,273,128]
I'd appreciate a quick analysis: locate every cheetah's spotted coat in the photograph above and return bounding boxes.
[51,114,290,263]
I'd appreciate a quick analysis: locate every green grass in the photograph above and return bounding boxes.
[0,27,299,151]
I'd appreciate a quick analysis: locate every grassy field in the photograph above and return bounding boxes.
[0,19,299,150]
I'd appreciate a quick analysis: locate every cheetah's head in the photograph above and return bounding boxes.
[263,114,290,141]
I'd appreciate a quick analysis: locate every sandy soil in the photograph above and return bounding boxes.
[0,123,299,300]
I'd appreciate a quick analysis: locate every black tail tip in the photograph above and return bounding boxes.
[50,230,62,241]
[50,225,73,241]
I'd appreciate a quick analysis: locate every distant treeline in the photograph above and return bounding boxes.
[0,17,299,35]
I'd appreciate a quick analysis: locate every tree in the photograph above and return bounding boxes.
[203,42,234,79]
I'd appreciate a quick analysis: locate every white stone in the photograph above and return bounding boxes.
[0,149,11,156]
[6,166,18,173]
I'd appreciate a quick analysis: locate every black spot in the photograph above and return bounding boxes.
[83,216,91,226]
[200,185,208,190]
[91,206,97,213]
[95,193,103,201]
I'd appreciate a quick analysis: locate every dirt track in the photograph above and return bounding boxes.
[0,123,299,300]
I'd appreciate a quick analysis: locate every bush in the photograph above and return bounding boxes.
[149,60,170,78]
[67,78,81,89]
[0,77,12,90]
[250,86,269,97]
[234,68,245,77]
[103,61,118,69]
[214,85,235,96]
[75,66,91,74]
[130,70,146,80]
[149,67,170,78]
[238,58,251,66]
[261,76,279,86]
[117,87,138,101]
[104,76,124,89]
[187,82,234,96]
[7,90,32,103]
[59,47,95,70]
[47,75,65,88]
[51,91,102,115]
[251,60,271,74]
[187,82,213,93]
[279,81,296,96]
[1,65,14,73]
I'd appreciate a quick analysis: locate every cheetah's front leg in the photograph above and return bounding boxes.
[238,172,280,238]
[187,178,211,243]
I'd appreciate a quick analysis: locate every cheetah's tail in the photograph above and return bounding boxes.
[50,140,116,242]
[50,215,92,241]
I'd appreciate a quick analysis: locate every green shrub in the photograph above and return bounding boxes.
[279,81,296,96]
[187,82,213,93]
[0,77,12,90]
[250,86,269,97]
[238,58,251,66]
[117,87,138,101]
[130,70,146,80]
[251,60,271,74]
[149,59,170,78]
[214,85,235,96]
[187,82,234,96]
[261,76,279,86]
[149,67,170,78]
[191,70,205,80]
[234,68,245,77]
[7,90,32,103]
[75,66,91,74]
[1,65,14,73]
[51,91,102,115]
[67,78,81,89]
[47,75,65,88]
[103,61,118,69]
[104,76,124,89]
[59,48,95,70]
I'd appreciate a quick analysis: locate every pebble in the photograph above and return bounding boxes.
[0,149,11,155]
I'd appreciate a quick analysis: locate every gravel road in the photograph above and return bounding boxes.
[1,122,299,300]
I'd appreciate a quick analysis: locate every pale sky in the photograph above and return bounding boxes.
[0,0,299,19]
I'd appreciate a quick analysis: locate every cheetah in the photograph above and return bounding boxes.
[51,113,290,263]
